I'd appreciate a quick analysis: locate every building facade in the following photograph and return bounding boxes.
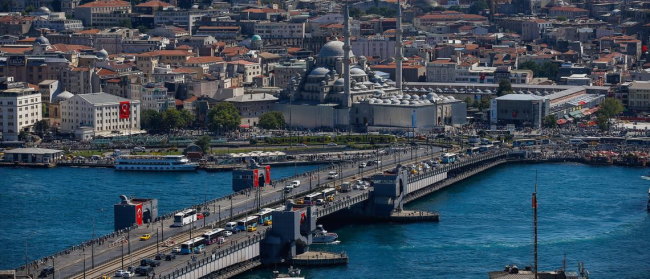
[0,77,43,141]
[60,93,140,137]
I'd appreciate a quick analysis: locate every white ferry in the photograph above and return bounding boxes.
[115,155,198,171]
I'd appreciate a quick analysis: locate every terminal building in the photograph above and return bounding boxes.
[232,160,272,192]
[113,195,158,231]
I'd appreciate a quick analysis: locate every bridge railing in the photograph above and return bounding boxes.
[161,231,266,279]
[406,150,510,183]
[315,191,370,218]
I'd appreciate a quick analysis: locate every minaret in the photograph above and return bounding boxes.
[343,1,352,108]
[395,0,403,92]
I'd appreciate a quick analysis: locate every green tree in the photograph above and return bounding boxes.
[18,130,29,141]
[556,16,567,21]
[448,5,462,11]
[543,115,557,128]
[496,79,513,97]
[194,135,211,154]
[34,119,50,137]
[468,0,488,14]
[179,109,195,128]
[207,103,241,133]
[519,61,559,80]
[349,8,364,18]
[596,98,624,131]
[141,109,163,132]
[258,111,286,130]
[162,108,183,131]
[464,97,474,109]
[477,96,490,111]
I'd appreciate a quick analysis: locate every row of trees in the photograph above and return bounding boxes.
[141,109,195,133]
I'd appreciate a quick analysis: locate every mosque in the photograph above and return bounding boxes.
[274,1,467,132]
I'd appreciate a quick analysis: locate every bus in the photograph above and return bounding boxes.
[441,153,457,164]
[303,192,322,205]
[172,209,198,227]
[236,216,259,232]
[202,229,225,245]
[466,147,481,155]
[255,208,274,225]
[180,237,205,254]
[321,188,336,202]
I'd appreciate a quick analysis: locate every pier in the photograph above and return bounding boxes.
[15,147,582,279]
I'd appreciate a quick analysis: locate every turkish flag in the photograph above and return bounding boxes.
[119,101,130,119]
[265,165,271,185]
[135,203,143,225]
[253,169,259,187]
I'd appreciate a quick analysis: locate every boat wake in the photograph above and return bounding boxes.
[312,240,341,245]
[641,176,650,180]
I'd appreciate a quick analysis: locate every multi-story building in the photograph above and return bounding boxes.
[60,92,140,137]
[154,8,212,31]
[627,81,650,111]
[224,93,278,127]
[0,15,37,36]
[350,36,396,60]
[133,0,173,15]
[548,6,589,18]
[0,77,42,141]
[32,18,84,32]
[227,60,262,83]
[60,66,99,95]
[254,22,305,43]
[426,59,457,83]
[134,83,174,112]
[74,0,132,26]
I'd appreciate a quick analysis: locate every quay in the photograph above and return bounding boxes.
[289,251,349,266]
[13,146,628,279]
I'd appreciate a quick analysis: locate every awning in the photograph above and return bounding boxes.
[239,124,251,128]
[556,119,568,125]
[569,110,584,118]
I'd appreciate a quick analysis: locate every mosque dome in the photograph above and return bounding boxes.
[318,40,353,58]
[350,67,366,76]
[38,6,51,14]
[251,35,262,41]
[334,78,344,86]
[35,35,50,45]
[308,67,330,77]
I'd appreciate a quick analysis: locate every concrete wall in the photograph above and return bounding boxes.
[173,239,260,279]
[405,172,448,194]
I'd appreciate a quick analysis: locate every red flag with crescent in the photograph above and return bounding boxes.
[135,203,143,225]
[119,101,130,119]
[253,169,259,187]
[265,165,271,185]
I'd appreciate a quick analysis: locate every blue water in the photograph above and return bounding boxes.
[239,163,650,279]
[0,164,321,269]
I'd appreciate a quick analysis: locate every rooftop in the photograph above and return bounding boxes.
[4,148,63,155]
[78,0,130,8]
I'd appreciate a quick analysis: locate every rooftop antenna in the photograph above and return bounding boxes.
[533,170,538,279]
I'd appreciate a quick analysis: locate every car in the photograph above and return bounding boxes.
[135,266,154,276]
[114,270,133,278]
[264,220,272,226]
[359,162,367,168]
[327,142,338,146]
[165,254,176,261]
[373,160,381,165]
[222,230,233,237]
[133,146,145,152]
[202,211,211,217]
[154,253,165,260]
[291,180,301,187]
[38,266,54,278]
[139,234,151,241]
[315,199,325,205]
[171,246,181,254]
[247,225,257,232]
[140,258,161,267]
[197,213,204,220]
[284,185,294,192]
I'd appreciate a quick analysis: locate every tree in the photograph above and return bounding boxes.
[349,7,363,18]
[519,61,559,80]
[179,109,195,128]
[543,115,557,128]
[18,130,29,141]
[496,79,513,97]
[162,108,183,131]
[194,135,211,154]
[477,96,490,111]
[141,109,163,132]
[136,25,149,33]
[463,97,474,109]
[207,103,241,133]
[596,98,624,131]
[468,0,488,14]
[34,119,50,137]
[258,111,286,130]
[448,5,462,11]
[556,16,567,21]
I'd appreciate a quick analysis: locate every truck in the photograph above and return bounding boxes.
[340,182,352,192]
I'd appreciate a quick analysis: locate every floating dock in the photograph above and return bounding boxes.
[289,251,349,266]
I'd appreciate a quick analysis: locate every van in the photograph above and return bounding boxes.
[291,180,301,187]
[225,222,237,232]
[340,182,352,192]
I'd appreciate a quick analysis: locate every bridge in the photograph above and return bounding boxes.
[17,146,523,279]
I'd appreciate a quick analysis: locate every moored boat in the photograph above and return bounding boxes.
[115,155,198,171]
[312,225,338,244]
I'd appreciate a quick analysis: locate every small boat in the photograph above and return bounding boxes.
[641,175,650,181]
[647,188,650,211]
[273,266,304,279]
[312,225,338,244]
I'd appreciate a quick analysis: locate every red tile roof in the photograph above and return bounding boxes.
[77,29,101,34]
[96,68,117,76]
[186,56,224,64]
[78,0,130,8]
[0,46,32,54]
[241,8,284,13]
[135,0,172,7]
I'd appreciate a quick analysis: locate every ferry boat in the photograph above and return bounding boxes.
[312,225,338,244]
[115,155,198,171]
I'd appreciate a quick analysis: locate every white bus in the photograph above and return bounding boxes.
[320,188,336,202]
[236,216,259,232]
[202,229,225,245]
[172,209,198,227]
[303,192,321,205]
[180,237,205,254]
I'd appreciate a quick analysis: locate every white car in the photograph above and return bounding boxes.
[171,247,181,254]
[359,162,367,168]
[115,269,134,278]
[284,185,294,192]
[327,142,338,146]
[222,230,233,237]
[291,180,301,187]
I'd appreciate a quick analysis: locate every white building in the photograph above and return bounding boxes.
[136,83,175,112]
[0,78,42,141]
[254,22,305,39]
[60,93,141,138]
[351,36,396,60]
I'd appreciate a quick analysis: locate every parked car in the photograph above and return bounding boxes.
[291,180,301,187]
[359,162,367,168]
[327,142,338,146]
[140,258,161,267]
[154,253,165,260]
[284,185,294,192]
[222,230,233,237]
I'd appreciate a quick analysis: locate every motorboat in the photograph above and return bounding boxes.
[312,225,338,244]
[273,266,304,279]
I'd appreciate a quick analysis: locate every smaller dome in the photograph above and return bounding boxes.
[55,91,73,102]
[350,67,366,76]
[309,67,330,77]
[191,4,199,9]
[37,6,51,14]
[251,35,262,41]
[334,78,344,86]
[35,35,50,45]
